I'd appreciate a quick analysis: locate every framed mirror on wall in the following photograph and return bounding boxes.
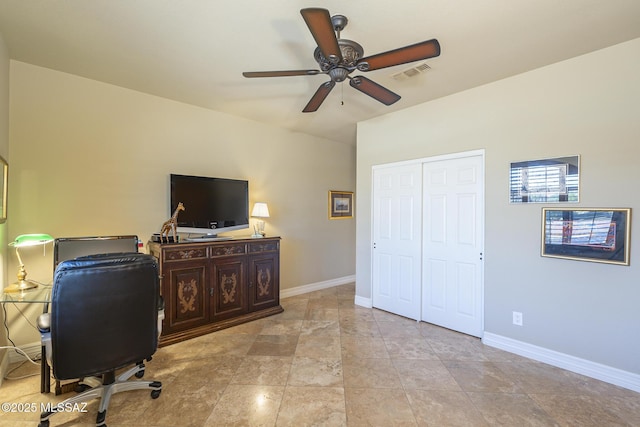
[0,155,6,223]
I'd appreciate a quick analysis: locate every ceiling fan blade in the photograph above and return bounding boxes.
[349,76,401,106]
[303,81,336,113]
[243,70,322,78]
[356,39,441,72]
[300,8,343,64]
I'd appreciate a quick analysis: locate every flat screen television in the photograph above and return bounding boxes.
[170,174,249,237]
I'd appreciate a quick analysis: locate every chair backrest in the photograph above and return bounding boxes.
[50,253,159,380]
[53,235,139,269]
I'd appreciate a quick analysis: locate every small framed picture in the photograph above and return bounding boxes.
[329,191,353,219]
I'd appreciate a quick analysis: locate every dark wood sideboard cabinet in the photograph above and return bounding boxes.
[147,237,282,346]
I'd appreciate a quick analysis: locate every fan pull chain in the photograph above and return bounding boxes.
[341,83,344,105]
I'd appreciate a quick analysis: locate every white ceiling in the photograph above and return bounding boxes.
[1,1,639,145]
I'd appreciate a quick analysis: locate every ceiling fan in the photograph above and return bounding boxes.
[242,8,441,112]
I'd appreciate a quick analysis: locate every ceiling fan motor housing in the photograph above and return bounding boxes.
[313,39,364,81]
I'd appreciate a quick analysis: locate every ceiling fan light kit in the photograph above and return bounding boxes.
[242,7,441,112]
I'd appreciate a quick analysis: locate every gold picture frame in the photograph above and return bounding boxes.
[329,191,353,219]
[0,155,6,224]
[541,207,631,265]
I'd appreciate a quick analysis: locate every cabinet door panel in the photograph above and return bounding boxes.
[249,253,279,311]
[211,256,247,321]
[164,261,208,334]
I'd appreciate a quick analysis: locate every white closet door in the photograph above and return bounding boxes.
[372,163,422,320]
[422,155,484,337]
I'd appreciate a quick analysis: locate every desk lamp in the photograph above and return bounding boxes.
[5,233,54,293]
[251,203,270,238]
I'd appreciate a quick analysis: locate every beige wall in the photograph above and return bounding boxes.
[0,31,10,367]
[356,39,640,376]
[6,61,355,346]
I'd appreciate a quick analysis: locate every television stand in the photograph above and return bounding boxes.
[148,236,282,346]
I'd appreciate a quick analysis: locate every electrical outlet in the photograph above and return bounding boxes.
[512,311,523,326]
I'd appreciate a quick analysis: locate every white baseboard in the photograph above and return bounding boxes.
[354,295,372,308]
[483,332,640,393]
[5,342,41,365]
[0,343,41,389]
[280,275,355,299]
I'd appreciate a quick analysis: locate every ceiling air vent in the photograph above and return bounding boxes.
[391,62,432,81]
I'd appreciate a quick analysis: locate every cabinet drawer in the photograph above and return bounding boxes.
[210,243,246,258]
[249,241,279,253]
[163,246,207,262]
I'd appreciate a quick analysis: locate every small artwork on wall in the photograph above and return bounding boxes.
[541,207,631,265]
[509,155,580,203]
[329,191,353,219]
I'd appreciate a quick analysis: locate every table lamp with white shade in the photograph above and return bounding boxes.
[251,203,270,238]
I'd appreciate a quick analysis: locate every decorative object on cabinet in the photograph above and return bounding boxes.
[0,155,6,223]
[160,202,185,243]
[329,190,353,219]
[5,234,54,293]
[147,236,282,346]
[541,208,631,265]
[510,155,580,203]
[251,202,270,237]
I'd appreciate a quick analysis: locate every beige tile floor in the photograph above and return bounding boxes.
[1,283,639,426]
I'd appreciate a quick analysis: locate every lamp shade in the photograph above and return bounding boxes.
[10,234,54,248]
[251,203,270,218]
[5,233,54,293]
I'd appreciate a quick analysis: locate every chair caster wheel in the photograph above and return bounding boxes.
[75,383,91,392]
[151,389,161,399]
[135,369,145,378]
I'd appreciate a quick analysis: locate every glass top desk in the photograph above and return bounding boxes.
[1,285,51,303]
[1,284,52,393]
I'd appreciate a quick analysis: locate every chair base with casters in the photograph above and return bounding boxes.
[37,253,164,427]
[37,362,162,427]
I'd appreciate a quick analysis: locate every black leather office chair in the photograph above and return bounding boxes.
[38,253,163,427]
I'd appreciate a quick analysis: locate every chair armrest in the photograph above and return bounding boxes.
[37,313,50,333]
[38,313,53,367]
[157,296,165,337]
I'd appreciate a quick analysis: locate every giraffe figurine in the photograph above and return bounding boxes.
[160,202,185,243]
